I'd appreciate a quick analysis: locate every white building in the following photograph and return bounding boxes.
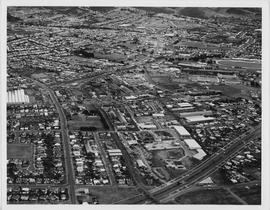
[184,139,201,150]
[185,115,215,124]
[7,89,30,104]
[173,125,191,137]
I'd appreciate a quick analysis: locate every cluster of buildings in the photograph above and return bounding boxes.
[7,7,262,204]
[7,187,69,203]
[7,131,65,185]
[100,132,133,185]
[7,104,59,133]
[69,132,110,185]
[221,138,261,184]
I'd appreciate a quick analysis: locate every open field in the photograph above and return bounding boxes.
[156,148,185,160]
[76,186,140,204]
[68,119,106,131]
[208,85,242,97]
[175,188,242,204]
[7,143,32,159]
[231,185,261,205]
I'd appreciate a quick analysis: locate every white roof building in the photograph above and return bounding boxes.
[7,89,29,104]
[185,116,215,123]
[193,148,207,160]
[178,102,193,108]
[173,125,190,136]
[138,123,157,130]
[184,139,201,150]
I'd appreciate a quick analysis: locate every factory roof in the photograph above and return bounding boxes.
[173,125,190,136]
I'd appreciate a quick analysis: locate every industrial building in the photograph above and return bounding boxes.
[185,115,215,124]
[180,110,212,117]
[173,125,191,137]
[184,139,207,160]
[193,149,207,160]
[184,139,202,150]
[7,89,30,104]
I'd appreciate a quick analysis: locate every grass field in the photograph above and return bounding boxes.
[68,119,105,130]
[231,185,261,205]
[7,144,32,159]
[175,188,242,204]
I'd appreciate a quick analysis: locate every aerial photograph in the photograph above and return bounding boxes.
[6,7,262,205]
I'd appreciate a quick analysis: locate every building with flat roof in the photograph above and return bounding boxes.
[180,110,212,117]
[185,116,215,124]
[184,139,201,150]
[193,148,207,160]
[107,149,122,156]
[173,125,191,137]
[177,102,193,108]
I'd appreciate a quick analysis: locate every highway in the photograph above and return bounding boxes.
[115,125,261,204]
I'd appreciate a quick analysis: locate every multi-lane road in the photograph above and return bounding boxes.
[115,125,261,204]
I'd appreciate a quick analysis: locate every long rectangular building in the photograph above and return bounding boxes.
[185,116,215,124]
[7,89,29,105]
[173,125,190,137]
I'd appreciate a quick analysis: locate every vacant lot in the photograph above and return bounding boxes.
[156,148,185,160]
[7,143,32,159]
[209,85,242,97]
[175,188,241,204]
[76,186,140,204]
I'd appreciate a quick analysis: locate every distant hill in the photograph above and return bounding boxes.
[135,7,261,19]
[177,7,207,19]
[134,7,175,14]
[89,7,115,13]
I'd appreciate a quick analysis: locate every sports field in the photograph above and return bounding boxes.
[7,143,32,159]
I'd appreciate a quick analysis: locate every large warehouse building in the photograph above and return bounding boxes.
[173,125,191,137]
[7,89,30,105]
[185,115,215,124]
